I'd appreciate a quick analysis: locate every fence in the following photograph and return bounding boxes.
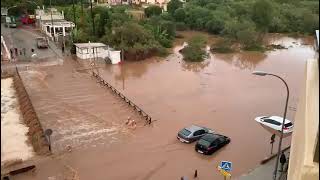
[92,71,153,125]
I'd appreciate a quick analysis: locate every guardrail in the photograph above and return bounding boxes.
[92,71,153,125]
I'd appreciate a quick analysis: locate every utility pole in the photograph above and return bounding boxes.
[72,0,76,27]
[50,0,54,41]
[90,0,95,36]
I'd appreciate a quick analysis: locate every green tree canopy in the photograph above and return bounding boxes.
[144,5,162,18]
[173,8,186,22]
[252,0,274,32]
[167,0,183,15]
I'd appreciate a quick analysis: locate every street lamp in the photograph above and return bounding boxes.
[6,5,17,16]
[252,70,289,180]
[26,0,39,7]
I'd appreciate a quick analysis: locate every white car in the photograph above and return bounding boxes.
[255,116,294,133]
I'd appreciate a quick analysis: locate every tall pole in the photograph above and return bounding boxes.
[72,0,76,27]
[252,71,290,180]
[268,74,289,180]
[90,0,95,36]
[50,0,54,41]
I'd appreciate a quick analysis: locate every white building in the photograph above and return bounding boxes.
[74,42,121,64]
[35,8,75,41]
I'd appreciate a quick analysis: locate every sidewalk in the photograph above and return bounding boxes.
[238,149,290,180]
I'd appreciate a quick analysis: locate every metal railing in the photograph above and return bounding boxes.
[92,71,153,125]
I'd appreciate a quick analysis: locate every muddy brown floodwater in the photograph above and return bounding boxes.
[13,33,317,180]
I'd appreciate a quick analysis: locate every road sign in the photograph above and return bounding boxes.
[220,161,232,172]
[217,166,231,178]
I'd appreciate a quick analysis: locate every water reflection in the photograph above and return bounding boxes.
[214,51,267,70]
[264,33,314,48]
[181,60,210,72]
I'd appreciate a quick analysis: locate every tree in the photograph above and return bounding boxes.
[102,22,162,60]
[205,10,230,34]
[174,8,186,22]
[167,0,183,15]
[252,0,274,32]
[181,35,207,62]
[144,6,162,18]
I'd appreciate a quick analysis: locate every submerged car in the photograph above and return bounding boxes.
[177,125,214,143]
[255,116,293,133]
[195,133,230,155]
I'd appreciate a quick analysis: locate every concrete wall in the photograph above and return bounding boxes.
[287,59,319,180]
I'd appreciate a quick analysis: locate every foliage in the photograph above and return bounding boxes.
[176,22,188,31]
[173,8,186,22]
[144,6,162,18]
[223,19,263,50]
[181,35,207,62]
[252,0,274,32]
[72,28,90,43]
[102,22,163,60]
[211,39,234,53]
[167,0,183,15]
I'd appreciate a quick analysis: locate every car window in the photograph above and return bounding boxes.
[198,129,206,135]
[285,122,293,127]
[180,129,191,136]
[198,139,211,147]
[212,140,219,146]
[264,119,281,126]
[194,130,201,136]
[218,137,225,143]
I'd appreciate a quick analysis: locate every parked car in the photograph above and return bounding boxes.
[255,116,294,133]
[195,133,230,155]
[5,16,17,28]
[36,37,49,49]
[177,125,214,143]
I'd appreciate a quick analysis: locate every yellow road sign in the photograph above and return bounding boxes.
[217,166,231,177]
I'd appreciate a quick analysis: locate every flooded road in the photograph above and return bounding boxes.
[13,33,317,180]
[93,34,317,178]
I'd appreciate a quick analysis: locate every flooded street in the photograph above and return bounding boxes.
[93,34,317,178]
[13,33,317,180]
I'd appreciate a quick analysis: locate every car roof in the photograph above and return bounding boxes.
[267,116,292,124]
[185,125,204,132]
[201,133,225,142]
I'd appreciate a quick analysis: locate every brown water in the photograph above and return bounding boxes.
[94,34,316,178]
[13,34,317,180]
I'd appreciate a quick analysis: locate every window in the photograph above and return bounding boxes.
[284,122,293,128]
[194,130,206,136]
[198,130,206,135]
[180,129,191,136]
[194,130,201,136]
[264,119,281,126]
[198,139,211,147]
[218,137,225,143]
[212,140,219,147]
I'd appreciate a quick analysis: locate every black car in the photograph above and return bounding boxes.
[195,133,230,155]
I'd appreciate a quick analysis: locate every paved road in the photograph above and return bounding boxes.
[238,149,290,180]
[1,23,62,62]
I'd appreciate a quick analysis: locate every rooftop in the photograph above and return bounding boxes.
[74,43,107,49]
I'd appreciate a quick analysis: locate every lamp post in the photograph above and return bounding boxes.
[49,0,54,41]
[26,0,39,7]
[252,71,289,180]
[6,5,17,16]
